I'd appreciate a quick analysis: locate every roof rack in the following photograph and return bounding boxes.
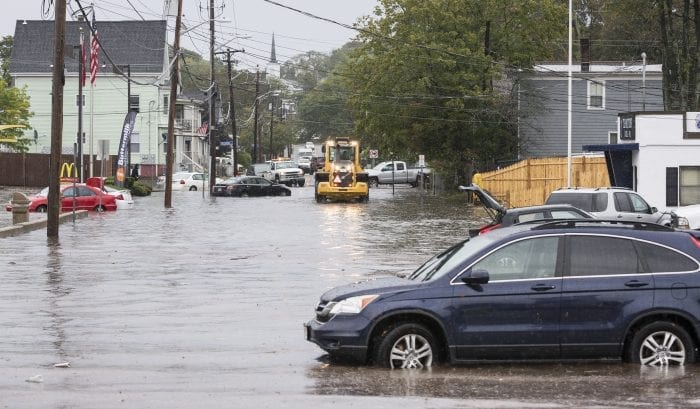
[531,219,674,232]
[553,186,632,192]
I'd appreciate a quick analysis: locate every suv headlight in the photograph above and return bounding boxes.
[329,294,378,315]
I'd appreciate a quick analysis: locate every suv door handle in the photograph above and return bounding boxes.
[624,280,649,288]
[531,284,556,291]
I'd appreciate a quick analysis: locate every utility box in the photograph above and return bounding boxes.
[10,192,30,224]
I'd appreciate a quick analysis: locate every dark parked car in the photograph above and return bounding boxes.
[305,220,700,368]
[212,176,291,197]
[460,184,593,236]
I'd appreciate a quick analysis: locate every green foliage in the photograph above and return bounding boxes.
[339,0,566,183]
[129,179,152,196]
[0,36,12,85]
[0,77,33,153]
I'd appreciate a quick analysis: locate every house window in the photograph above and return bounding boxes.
[163,95,168,114]
[130,132,140,154]
[608,131,618,144]
[680,167,700,206]
[587,80,605,109]
[75,94,85,106]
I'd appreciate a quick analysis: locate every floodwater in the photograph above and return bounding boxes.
[1,182,699,408]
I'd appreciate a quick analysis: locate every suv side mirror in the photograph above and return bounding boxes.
[462,269,490,285]
[651,207,658,213]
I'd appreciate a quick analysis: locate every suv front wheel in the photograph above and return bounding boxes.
[627,322,696,366]
[373,323,437,369]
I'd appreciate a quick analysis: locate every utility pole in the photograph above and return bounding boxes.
[208,0,217,193]
[164,0,183,208]
[253,68,260,163]
[215,48,244,176]
[48,0,66,238]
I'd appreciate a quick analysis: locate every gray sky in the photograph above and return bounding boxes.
[1,0,378,67]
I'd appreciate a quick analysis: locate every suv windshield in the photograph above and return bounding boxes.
[409,235,497,282]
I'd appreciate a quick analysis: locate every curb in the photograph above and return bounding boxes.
[0,211,89,238]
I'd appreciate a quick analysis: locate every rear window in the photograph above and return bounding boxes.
[546,192,607,212]
[636,241,699,272]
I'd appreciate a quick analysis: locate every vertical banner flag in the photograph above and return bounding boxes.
[90,11,99,86]
[115,111,138,187]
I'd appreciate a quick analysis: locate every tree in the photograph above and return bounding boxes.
[573,0,699,110]
[0,78,33,153]
[340,0,567,182]
[0,36,12,85]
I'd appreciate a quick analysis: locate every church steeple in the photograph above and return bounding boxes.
[270,33,277,63]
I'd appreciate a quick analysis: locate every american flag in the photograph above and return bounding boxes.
[196,122,209,136]
[90,11,99,86]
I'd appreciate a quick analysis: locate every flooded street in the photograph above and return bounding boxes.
[1,183,700,408]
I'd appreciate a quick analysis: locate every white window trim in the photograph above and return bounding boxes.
[587,79,605,110]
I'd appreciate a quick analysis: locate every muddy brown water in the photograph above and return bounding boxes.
[1,183,699,408]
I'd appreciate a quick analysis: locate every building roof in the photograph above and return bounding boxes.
[533,63,662,74]
[10,20,167,75]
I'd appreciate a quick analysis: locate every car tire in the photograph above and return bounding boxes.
[35,205,48,213]
[627,322,696,366]
[373,323,437,369]
[369,178,379,188]
[189,186,197,191]
[241,192,249,198]
[283,190,291,196]
[298,180,305,187]
[94,205,105,212]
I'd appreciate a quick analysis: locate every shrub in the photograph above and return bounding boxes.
[130,180,152,196]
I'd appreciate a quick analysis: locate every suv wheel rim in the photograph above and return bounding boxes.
[640,331,686,366]
[390,334,433,369]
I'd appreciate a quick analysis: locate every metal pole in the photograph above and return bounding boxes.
[641,52,647,111]
[253,69,260,163]
[78,28,84,183]
[566,0,572,187]
[208,0,216,193]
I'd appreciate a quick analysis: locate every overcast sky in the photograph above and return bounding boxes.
[0,0,379,68]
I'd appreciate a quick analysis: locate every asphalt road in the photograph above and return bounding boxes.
[1,182,699,408]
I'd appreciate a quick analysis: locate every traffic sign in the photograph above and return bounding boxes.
[369,149,378,158]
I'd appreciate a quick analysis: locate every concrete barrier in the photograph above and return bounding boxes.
[0,210,89,238]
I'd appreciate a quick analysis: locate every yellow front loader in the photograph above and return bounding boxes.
[314,137,369,203]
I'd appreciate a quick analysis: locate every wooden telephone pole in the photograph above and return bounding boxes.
[164,0,183,208]
[48,0,66,238]
[215,48,244,175]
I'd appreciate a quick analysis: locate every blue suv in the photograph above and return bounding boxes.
[304,220,700,369]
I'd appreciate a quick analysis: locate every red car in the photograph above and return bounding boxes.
[5,185,120,213]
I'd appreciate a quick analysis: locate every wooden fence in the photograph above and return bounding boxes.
[0,153,115,187]
[478,155,610,207]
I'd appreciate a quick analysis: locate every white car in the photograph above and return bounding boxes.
[171,172,209,191]
[103,186,134,209]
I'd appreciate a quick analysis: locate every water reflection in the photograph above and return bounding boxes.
[45,240,70,365]
[307,361,700,406]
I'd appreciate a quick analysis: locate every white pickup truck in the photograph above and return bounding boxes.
[365,161,431,188]
[262,160,305,187]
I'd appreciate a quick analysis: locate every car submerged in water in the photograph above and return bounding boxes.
[305,219,700,369]
[212,176,291,197]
